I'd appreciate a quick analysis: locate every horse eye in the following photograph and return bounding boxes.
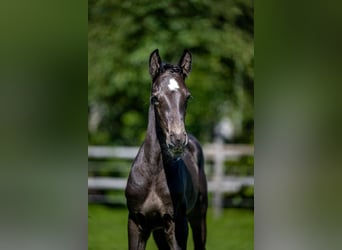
[151,96,159,105]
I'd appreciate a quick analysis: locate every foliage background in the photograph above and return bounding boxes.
[88,1,254,249]
[88,0,254,146]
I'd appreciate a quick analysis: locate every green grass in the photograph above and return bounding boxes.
[88,204,253,250]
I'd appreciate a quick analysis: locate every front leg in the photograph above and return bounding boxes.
[175,214,189,250]
[128,213,150,250]
[163,214,188,250]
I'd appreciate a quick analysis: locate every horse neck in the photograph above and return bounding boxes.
[145,104,173,167]
[144,105,161,164]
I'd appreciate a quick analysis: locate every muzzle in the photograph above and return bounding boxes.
[167,130,188,158]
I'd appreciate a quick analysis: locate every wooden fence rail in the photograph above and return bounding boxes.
[88,143,254,217]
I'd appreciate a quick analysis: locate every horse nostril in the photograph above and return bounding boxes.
[183,132,188,146]
[168,133,175,147]
[169,133,174,142]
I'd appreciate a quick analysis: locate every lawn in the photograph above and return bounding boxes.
[88,204,253,250]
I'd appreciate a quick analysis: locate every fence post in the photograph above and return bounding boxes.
[212,136,225,218]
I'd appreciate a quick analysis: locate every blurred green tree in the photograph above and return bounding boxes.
[88,0,253,145]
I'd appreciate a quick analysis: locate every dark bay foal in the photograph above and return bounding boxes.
[125,49,208,250]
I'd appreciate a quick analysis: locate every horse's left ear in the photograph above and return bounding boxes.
[178,49,192,77]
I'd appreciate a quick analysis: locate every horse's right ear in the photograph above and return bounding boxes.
[149,49,162,80]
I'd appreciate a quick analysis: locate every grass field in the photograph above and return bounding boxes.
[89,204,253,250]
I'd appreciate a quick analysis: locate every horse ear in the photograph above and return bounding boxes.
[149,49,162,80]
[178,49,192,77]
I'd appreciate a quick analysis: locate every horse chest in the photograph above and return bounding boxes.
[126,169,172,210]
[141,181,173,214]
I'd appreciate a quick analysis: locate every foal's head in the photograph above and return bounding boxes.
[149,49,192,158]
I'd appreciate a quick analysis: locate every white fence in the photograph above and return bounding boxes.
[88,143,253,217]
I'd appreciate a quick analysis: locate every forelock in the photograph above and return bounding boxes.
[161,63,182,74]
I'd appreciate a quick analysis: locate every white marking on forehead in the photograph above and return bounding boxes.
[168,78,179,91]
